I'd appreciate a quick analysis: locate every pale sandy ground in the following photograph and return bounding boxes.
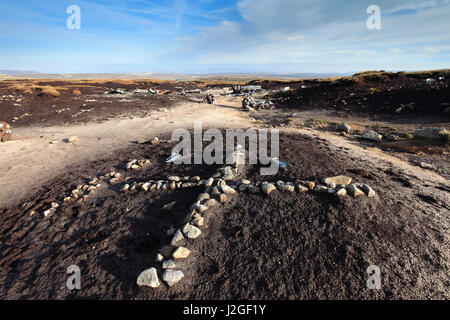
[0,98,250,208]
[0,96,448,210]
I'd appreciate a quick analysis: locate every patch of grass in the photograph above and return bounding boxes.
[38,86,61,97]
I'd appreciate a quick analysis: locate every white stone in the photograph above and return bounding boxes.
[162,269,184,287]
[182,224,202,239]
[162,260,177,269]
[137,268,160,288]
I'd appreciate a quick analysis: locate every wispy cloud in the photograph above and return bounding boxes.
[0,0,448,73]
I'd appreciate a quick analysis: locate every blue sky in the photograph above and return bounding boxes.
[0,0,449,73]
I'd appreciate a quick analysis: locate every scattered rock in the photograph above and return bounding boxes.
[323,175,352,186]
[195,204,208,213]
[362,130,382,142]
[221,185,236,195]
[413,128,443,140]
[306,181,316,190]
[205,178,214,187]
[173,246,190,259]
[314,185,328,193]
[162,269,184,287]
[262,183,276,195]
[156,254,164,262]
[419,162,435,170]
[67,135,79,143]
[279,184,295,192]
[219,194,227,203]
[182,224,202,239]
[136,268,160,288]
[170,229,185,245]
[346,184,365,197]
[296,183,309,192]
[142,182,151,191]
[162,260,177,269]
[361,184,376,197]
[336,188,347,196]
[162,202,176,211]
[191,216,204,227]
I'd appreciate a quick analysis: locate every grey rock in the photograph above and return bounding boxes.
[239,184,249,192]
[221,185,236,195]
[156,254,164,262]
[262,183,276,195]
[279,184,295,192]
[338,123,351,133]
[195,204,208,213]
[162,260,177,269]
[314,185,328,193]
[137,268,160,288]
[162,202,176,211]
[170,229,185,245]
[198,193,210,202]
[346,184,365,196]
[182,224,202,239]
[361,184,376,198]
[212,186,221,196]
[386,134,400,141]
[162,269,184,287]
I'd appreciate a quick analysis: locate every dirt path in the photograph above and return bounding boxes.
[0,98,251,209]
[0,96,449,299]
[1,95,448,209]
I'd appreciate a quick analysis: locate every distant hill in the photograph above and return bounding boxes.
[0,71,350,81]
[0,70,40,76]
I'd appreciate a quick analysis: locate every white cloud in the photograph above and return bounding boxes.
[159,0,450,72]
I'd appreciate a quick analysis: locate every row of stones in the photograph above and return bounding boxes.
[239,175,376,198]
[136,174,376,288]
[136,151,245,288]
[32,163,142,217]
